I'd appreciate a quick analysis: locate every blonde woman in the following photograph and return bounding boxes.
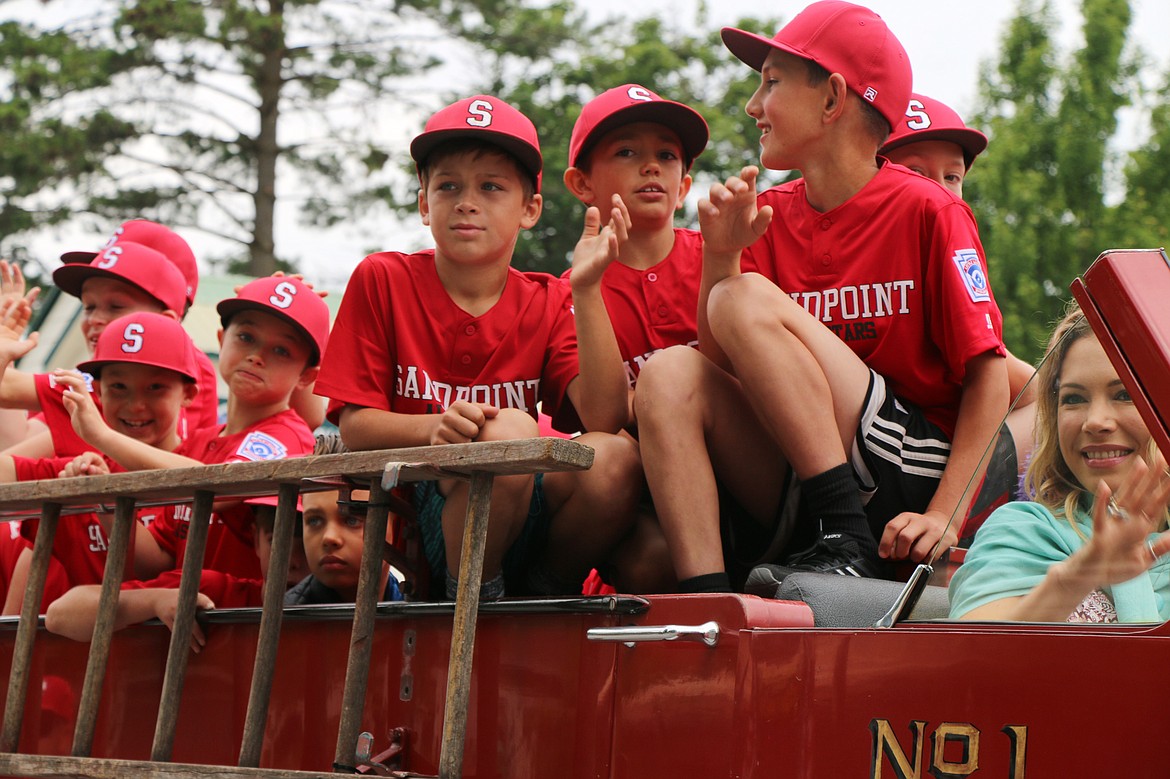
[950,306,1170,621]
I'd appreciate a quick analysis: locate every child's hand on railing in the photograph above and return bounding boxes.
[58,451,111,479]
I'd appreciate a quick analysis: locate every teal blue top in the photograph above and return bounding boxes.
[949,501,1170,622]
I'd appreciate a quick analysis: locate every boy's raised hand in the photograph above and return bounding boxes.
[698,166,774,259]
[0,260,38,308]
[0,296,38,364]
[55,369,109,445]
[570,194,631,290]
[431,400,498,445]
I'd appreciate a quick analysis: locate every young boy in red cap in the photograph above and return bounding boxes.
[635,0,1009,593]
[562,84,709,405]
[0,310,202,613]
[560,84,710,592]
[880,92,1038,536]
[317,95,640,601]
[0,240,218,459]
[60,276,328,581]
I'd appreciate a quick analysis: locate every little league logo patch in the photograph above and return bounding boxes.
[952,249,991,303]
[235,431,288,462]
[48,372,96,394]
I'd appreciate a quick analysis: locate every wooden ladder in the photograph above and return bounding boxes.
[0,438,593,779]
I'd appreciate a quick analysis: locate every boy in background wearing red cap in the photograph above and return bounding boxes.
[58,276,327,582]
[0,223,222,457]
[0,241,216,460]
[635,0,1009,593]
[0,310,202,614]
[317,95,640,601]
[561,84,709,593]
[881,92,1038,540]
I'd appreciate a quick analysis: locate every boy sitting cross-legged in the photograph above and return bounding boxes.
[60,276,329,582]
[316,95,641,601]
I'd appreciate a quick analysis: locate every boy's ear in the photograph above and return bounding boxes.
[418,189,431,226]
[216,328,224,348]
[822,73,849,123]
[563,167,594,205]
[181,381,198,408]
[675,173,693,211]
[520,193,542,231]
[297,364,320,391]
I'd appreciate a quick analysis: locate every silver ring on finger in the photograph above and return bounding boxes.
[1148,539,1159,564]
[1108,496,1131,522]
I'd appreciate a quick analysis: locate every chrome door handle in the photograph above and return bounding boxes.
[586,621,719,647]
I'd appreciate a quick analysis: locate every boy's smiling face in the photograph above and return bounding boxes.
[217,310,317,409]
[746,49,828,171]
[567,121,692,230]
[97,363,196,451]
[884,139,968,197]
[79,278,170,355]
[419,148,542,271]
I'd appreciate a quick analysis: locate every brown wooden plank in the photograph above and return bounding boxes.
[71,498,136,757]
[0,502,61,752]
[151,490,215,761]
[438,470,495,779]
[332,481,392,771]
[0,439,593,515]
[0,752,408,779]
[237,482,300,767]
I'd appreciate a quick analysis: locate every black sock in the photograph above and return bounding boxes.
[678,572,732,594]
[800,464,875,551]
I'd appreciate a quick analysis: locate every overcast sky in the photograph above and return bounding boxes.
[8,0,1170,286]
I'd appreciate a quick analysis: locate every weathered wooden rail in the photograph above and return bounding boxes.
[0,438,594,779]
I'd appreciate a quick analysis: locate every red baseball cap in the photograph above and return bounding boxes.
[880,93,989,169]
[53,241,189,315]
[60,220,199,308]
[217,276,330,366]
[568,84,710,169]
[77,311,198,381]
[721,0,912,132]
[409,95,543,192]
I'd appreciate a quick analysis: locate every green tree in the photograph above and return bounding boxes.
[1112,71,1170,250]
[0,19,138,253]
[968,0,1138,362]
[2,0,546,275]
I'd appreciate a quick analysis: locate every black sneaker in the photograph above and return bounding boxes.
[765,533,886,582]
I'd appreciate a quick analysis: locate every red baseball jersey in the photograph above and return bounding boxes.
[562,228,702,387]
[741,163,1006,437]
[33,348,220,458]
[148,409,314,579]
[121,568,263,609]
[18,511,115,605]
[317,250,580,431]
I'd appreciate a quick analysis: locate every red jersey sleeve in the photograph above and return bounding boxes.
[316,254,399,422]
[33,372,98,458]
[122,569,264,609]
